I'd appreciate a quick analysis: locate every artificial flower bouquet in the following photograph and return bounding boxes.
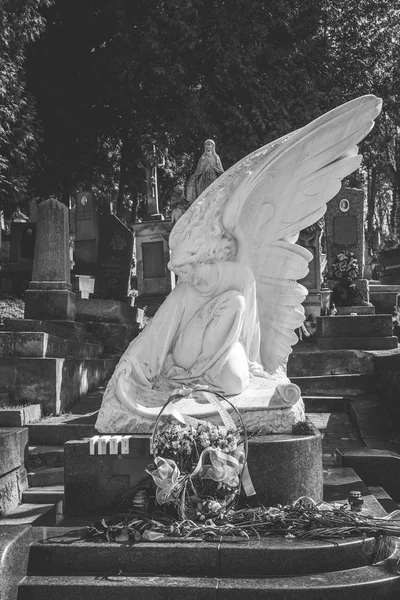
[332,250,359,280]
[147,389,247,521]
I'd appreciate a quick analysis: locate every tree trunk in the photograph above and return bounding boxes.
[366,166,377,254]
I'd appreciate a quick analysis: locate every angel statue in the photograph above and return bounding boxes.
[186,139,224,204]
[96,95,382,434]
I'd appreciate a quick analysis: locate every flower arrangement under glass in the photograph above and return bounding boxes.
[147,388,247,521]
[332,250,359,280]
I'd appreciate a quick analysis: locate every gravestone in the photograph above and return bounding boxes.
[93,214,134,302]
[0,223,36,295]
[74,191,99,274]
[134,220,174,301]
[325,187,365,279]
[24,198,76,321]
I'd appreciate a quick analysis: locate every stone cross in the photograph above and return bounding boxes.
[24,198,76,321]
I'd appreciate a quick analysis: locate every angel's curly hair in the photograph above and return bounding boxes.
[169,189,237,273]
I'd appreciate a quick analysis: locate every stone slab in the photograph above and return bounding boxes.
[369,290,400,314]
[317,336,398,351]
[24,289,76,321]
[247,431,323,506]
[335,305,375,315]
[291,374,378,396]
[0,468,27,515]
[0,357,117,415]
[217,566,400,600]
[17,575,218,600]
[0,404,41,427]
[3,319,92,343]
[27,525,378,578]
[63,437,152,515]
[288,349,374,377]
[317,314,393,338]
[0,331,102,359]
[76,298,143,325]
[337,449,400,500]
[0,428,28,478]
[0,525,32,600]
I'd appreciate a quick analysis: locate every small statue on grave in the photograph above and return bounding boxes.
[186,139,224,204]
[95,95,382,435]
[170,185,188,226]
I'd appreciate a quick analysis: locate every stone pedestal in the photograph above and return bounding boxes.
[247,431,323,506]
[24,198,76,321]
[64,436,152,514]
[134,220,174,300]
[24,289,76,321]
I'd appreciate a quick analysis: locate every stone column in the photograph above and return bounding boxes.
[24,198,76,321]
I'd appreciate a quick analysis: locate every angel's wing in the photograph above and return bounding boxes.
[170,95,382,373]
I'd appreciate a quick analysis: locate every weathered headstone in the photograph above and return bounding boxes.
[74,191,99,274]
[93,214,134,302]
[24,198,76,321]
[134,220,174,300]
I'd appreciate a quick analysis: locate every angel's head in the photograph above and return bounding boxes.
[169,233,236,283]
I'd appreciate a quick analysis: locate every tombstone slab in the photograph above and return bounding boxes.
[24,199,76,321]
[134,220,174,299]
[325,187,365,279]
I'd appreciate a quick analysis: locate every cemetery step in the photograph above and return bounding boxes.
[16,567,400,600]
[0,331,103,359]
[27,467,64,488]
[0,502,62,526]
[26,445,64,470]
[22,485,64,505]
[291,373,378,396]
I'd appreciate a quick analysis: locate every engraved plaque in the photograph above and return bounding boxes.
[142,241,165,278]
[333,215,357,245]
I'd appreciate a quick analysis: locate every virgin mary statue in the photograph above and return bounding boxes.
[186,139,224,204]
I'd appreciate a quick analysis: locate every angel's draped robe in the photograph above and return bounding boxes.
[100,261,266,416]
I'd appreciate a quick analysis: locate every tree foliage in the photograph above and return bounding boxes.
[4,0,400,239]
[0,0,51,217]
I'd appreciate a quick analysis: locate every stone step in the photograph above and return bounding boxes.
[303,396,349,412]
[0,331,103,359]
[22,486,64,504]
[291,374,378,396]
[17,565,400,599]
[28,423,96,446]
[0,502,61,526]
[288,349,374,377]
[24,529,385,578]
[317,336,398,351]
[317,314,394,338]
[3,318,93,343]
[337,448,400,501]
[27,467,64,487]
[26,446,64,470]
[368,486,400,513]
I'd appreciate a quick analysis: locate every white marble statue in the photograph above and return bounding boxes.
[96,95,382,434]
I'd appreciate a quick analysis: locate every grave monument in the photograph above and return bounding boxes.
[134,144,175,307]
[96,96,382,437]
